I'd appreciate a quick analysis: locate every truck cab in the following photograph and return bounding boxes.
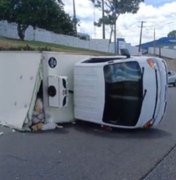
[74,56,168,128]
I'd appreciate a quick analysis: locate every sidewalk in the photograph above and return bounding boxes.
[144,144,176,180]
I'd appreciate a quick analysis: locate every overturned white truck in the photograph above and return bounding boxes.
[0,51,168,130]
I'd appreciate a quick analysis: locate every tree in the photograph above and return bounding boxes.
[91,0,143,42]
[168,30,176,39]
[0,0,10,20]
[0,0,75,40]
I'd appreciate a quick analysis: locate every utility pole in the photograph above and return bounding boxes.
[114,20,117,54]
[113,0,118,54]
[153,28,156,55]
[73,0,77,35]
[113,0,121,54]
[102,0,105,39]
[138,21,145,53]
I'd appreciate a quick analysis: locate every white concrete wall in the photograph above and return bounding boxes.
[161,48,176,59]
[0,21,19,39]
[126,43,139,56]
[149,47,176,59]
[0,20,137,55]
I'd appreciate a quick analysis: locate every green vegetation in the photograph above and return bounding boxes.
[0,0,75,40]
[0,37,112,55]
[92,0,144,26]
[91,0,144,39]
[168,30,176,39]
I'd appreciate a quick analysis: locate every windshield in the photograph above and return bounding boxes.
[103,61,143,126]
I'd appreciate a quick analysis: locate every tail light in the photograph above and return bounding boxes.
[147,58,155,69]
[143,119,153,128]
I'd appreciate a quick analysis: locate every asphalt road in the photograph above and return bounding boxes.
[0,60,176,180]
[0,88,176,180]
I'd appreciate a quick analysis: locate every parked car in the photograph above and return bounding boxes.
[168,70,176,87]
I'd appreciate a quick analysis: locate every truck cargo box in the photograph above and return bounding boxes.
[0,51,90,130]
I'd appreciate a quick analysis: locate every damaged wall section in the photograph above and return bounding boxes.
[0,51,42,130]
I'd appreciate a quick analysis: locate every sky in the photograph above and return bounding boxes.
[62,0,176,45]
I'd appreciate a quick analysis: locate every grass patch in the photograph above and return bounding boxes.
[0,37,113,56]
